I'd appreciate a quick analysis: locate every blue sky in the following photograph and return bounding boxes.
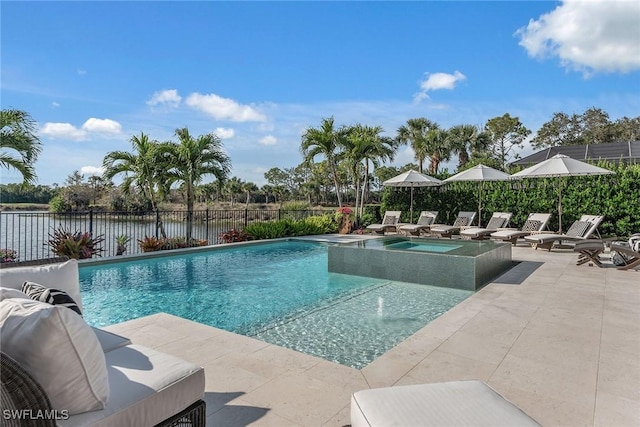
[2,1,639,186]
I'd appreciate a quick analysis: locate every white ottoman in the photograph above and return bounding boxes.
[351,381,540,427]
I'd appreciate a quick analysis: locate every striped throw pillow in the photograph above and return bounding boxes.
[565,220,591,238]
[22,281,82,316]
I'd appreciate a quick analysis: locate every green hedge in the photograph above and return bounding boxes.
[380,162,640,237]
[244,214,338,240]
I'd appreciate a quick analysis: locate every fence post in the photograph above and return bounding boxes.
[155,210,160,239]
[244,208,248,228]
[89,209,94,235]
[205,208,209,241]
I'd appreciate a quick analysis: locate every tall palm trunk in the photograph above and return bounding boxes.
[185,182,194,242]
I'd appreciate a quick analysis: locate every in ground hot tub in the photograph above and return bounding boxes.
[328,236,512,291]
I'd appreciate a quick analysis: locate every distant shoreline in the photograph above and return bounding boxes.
[0,203,50,212]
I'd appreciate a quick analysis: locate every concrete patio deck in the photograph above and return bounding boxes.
[103,237,639,426]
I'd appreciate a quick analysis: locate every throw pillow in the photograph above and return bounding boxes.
[452,217,469,227]
[0,259,82,312]
[485,217,506,230]
[0,298,109,414]
[565,220,590,238]
[522,219,542,232]
[22,281,82,316]
[382,215,397,225]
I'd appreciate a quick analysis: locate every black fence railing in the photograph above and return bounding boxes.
[0,209,330,262]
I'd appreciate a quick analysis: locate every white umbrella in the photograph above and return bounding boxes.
[444,164,511,226]
[510,154,614,233]
[383,170,442,222]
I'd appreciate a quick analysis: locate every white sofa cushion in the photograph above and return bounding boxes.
[0,259,82,311]
[0,298,109,414]
[91,327,132,354]
[351,381,540,427]
[58,344,205,427]
[0,287,29,301]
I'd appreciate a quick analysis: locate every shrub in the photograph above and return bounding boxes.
[47,225,104,259]
[138,236,164,252]
[303,214,339,233]
[0,249,18,263]
[218,229,251,244]
[245,220,292,240]
[281,201,310,211]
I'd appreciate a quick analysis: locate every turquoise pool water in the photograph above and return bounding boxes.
[385,241,462,253]
[80,240,472,369]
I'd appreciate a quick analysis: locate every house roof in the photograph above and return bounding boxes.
[511,141,640,167]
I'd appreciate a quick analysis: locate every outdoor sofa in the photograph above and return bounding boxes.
[0,258,206,427]
[351,381,540,426]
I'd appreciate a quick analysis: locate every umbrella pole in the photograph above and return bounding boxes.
[410,186,414,223]
[558,177,563,233]
[478,181,483,227]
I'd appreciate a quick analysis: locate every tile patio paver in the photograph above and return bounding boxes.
[102,237,640,426]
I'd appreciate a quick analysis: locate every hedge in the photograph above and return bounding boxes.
[380,162,640,237]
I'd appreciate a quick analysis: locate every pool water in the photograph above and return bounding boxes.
[80,240,472,368]
[385,241,462,253]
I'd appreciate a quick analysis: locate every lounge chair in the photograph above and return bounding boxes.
[573,240,605,267]
[490,213,552,245]
[524,215,604,251]
[610,234,640,270]
[351,381,540,427]
[366,210,402,235]
[398,211,438,236]
[459,212,512,240]
[430,211,477,238]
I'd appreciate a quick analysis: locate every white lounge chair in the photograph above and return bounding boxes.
[524,215,604,251]
[398,211,438,236]
[490,213,552,245]
[430,211,476,238]
[366,210,402,235]
[351,381,540,427]
[460,212,512,240]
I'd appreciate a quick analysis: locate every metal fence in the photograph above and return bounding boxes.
[0,209,329,262]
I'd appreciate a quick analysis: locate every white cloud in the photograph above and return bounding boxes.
[40,123,87,140]
[51,102,60,108]
[214,127,235,139]
[186,92,267,122]
[77,69,87,75]
[516,0,640,75]
[80,165,104,176]
[146,89,182,108]
[81,118,122,134]
[259,135,277,146]
[414,71,466,102]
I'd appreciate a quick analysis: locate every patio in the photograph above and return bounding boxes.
[103,237,639,426]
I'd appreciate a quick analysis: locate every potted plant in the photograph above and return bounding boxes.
[115,235,131,256]
[47,225,105,259]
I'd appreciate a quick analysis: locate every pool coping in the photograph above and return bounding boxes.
[101,234,640,426]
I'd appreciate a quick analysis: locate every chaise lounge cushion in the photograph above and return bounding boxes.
[58,344,206,427]
[0,260,82,312]
[351,381,540,427]
[0,298,109,414]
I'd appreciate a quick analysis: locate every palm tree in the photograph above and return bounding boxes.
[424,127,451,175]
[163,127,231,241]
[0,109,42,184]
[396,118,437,173]
[103,132,169,237]
[241,181,259,208]
[447,124,481,169]
[300,116,348,206]
[342,125,397,220]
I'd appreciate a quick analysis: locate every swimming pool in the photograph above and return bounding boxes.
[80,240,472,369]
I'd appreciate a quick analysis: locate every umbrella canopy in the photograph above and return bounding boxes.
[444,164,510,226]
[510,154,614,232]
[383,170,442,222]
